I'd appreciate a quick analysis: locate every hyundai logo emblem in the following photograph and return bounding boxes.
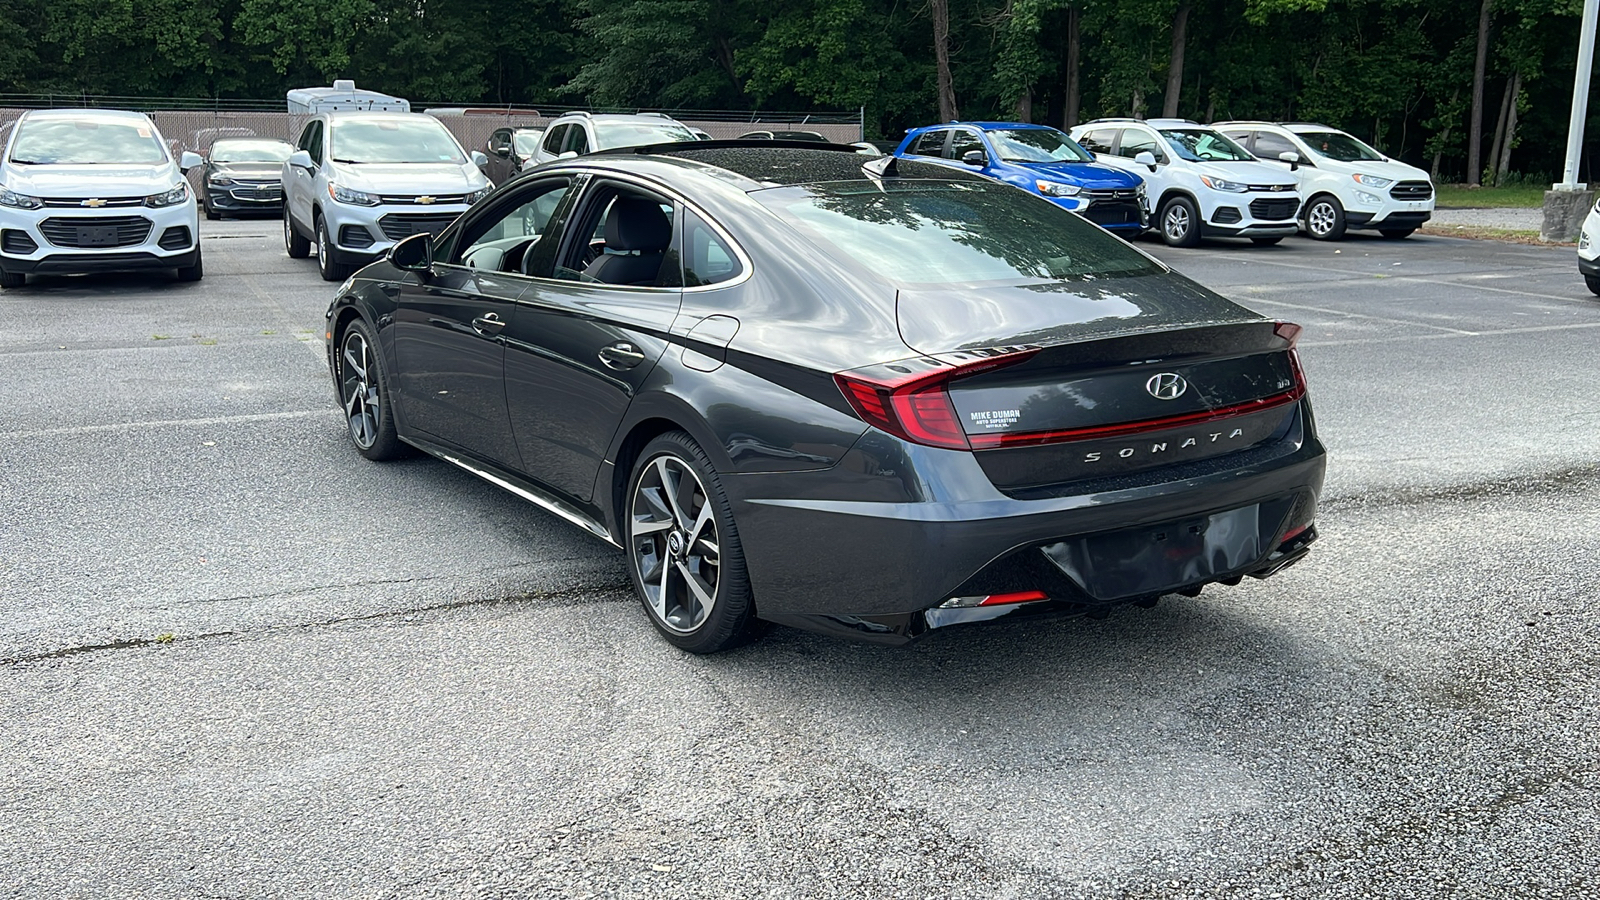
[1145,372,1188,400]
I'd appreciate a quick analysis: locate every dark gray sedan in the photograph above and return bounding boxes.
[200,138,294,220]
[323,144,1325,652]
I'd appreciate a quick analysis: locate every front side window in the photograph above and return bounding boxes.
[10,117,168,165]
[1299,131,1384,162]
[542,125,568,155]
[330,118,465,164]
[456,178,573,275]
[1116,130,1162,161]
[753,181,1160,286]
[1159,129,1253,162]
[949,130,986,162]
[986,128,1094,163]
[565,126,590,155]
[1078,129,1118,154]
[1252,131,1300,160]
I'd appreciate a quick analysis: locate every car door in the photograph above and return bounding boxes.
[389,176,577,468]
[485,128,511,182]
[499,176,682,503]
[285,119,322,233]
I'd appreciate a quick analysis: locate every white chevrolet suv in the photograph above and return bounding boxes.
[0,109,203,288]
[1217,121,1434,240]
[1071,118,1301,247]
[1580,198,1600,296]
[284,112,490,281]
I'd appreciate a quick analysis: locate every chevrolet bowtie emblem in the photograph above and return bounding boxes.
[82,198,107,208]
[416,196,435,205]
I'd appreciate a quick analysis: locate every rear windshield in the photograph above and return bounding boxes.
[1300,131,1384,162]
[594,121,698,148]
[211,140,294,163]
[753,180,1161,286]
[10,118,168,165]
[331,118,465,164]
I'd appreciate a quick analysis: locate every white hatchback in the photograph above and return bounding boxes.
[1071,118,1301,247]
[0,109,203,288]
[1217,122,1434,240]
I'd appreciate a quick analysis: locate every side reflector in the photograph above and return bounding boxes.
[939,590,1048,609]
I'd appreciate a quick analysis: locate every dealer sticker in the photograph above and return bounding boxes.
[969,409,1020,430]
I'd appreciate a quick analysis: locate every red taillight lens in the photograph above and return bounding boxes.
[835,348,1039,450]
[979,590,1048,607]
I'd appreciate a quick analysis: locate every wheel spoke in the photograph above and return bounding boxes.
[655,552,672,619]
[344,343,367,381]
[656,457,689,527]
[632,517,673,535]
[691,537,718,561]
[686,502,714,547]
[344,387,361,417]
[675,559,715,617]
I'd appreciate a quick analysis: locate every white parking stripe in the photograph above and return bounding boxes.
[2,409,333,440]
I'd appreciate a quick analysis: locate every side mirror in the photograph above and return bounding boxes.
[389,233,433,274]
[1278,151,1301,171]
[179,151,203,172]
[470,150,488,168]
[557,151,578,160]
[1134,151,1158,172]
[492,145,510,158]
[287,149,315,170]
[961,149,986,167]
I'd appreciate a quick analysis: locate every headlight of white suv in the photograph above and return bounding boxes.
[329,183,380,207]
[467,186,493,204]
[1199,175,1247,193]
[145,183,190,208]
[0,188,43,209]
[1035,180,1081,198]
[1353,174,1393,189]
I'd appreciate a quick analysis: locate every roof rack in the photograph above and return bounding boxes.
[1081,117,1143,124]
[617,138,865,156]
[1146,117,1199,127]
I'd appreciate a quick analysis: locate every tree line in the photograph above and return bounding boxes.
[0,0,1592,185]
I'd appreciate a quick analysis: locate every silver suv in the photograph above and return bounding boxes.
[525,112,697,169]
[283,111,491,280]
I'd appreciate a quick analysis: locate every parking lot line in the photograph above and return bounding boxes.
[1,408,331,440]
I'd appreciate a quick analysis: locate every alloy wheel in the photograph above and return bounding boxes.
[630,454,721,634]
[1308,201,1336,237]
[340,330,381,449]
[1163,205,1190,241]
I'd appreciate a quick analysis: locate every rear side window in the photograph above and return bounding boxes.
[908,130,948,157]
[565,126,590,155]
[680,211,743,287]
[754,181,1160,286]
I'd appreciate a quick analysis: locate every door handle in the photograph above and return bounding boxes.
[472,312,506,336]
[599,342,646,370]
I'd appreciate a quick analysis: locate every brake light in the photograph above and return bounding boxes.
[835,348,1039,449]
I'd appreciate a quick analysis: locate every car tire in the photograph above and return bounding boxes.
[316,215,349,282]
[0,269,23,289]
[336,319,405,461]
[1251,237,1284,246]
[626,431,757,654]
[1585,274,1600,297]
[1304,195,1346,240]
[1159,196,1201,248]
[285,213,311,259]
[176,251,204,282]
[204,201,220,222]
[1379,228,1415,240]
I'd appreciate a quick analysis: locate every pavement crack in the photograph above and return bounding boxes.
[1323,464,1600,513]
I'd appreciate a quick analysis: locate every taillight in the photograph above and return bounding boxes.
[835,348,1039,449]
[1275,321,1308,393]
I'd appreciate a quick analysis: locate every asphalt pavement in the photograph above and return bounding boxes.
[1,220,1596,899]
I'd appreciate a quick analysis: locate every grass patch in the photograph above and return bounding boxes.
[152,334,170,340]
[1434,184,1548,209]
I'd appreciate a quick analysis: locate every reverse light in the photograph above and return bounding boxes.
[835,348,1040,450]
[1353,173,1393,189]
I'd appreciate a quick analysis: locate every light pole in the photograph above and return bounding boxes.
[1543,0,1599,240]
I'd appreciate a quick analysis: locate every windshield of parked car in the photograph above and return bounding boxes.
[331,118,466,164]
[986,128,1095,163]
[210,140,294,164]
[1159,129,1253,162]
[753,181,1160,286]
[513,132,543,154]
[1299,131,1385,162]
[9,117,168,165]
[593,121,698,149]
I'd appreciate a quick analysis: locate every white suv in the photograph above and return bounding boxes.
[1071,118,1301,247]
[0,109,203,288]
[1217,122,1434,240]
[283,112,491,281]
[1580,198,1600,296]
[525,112,697,169]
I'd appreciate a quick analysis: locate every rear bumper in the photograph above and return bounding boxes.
[1580,255,1600,277]
[728,406,1326,643]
